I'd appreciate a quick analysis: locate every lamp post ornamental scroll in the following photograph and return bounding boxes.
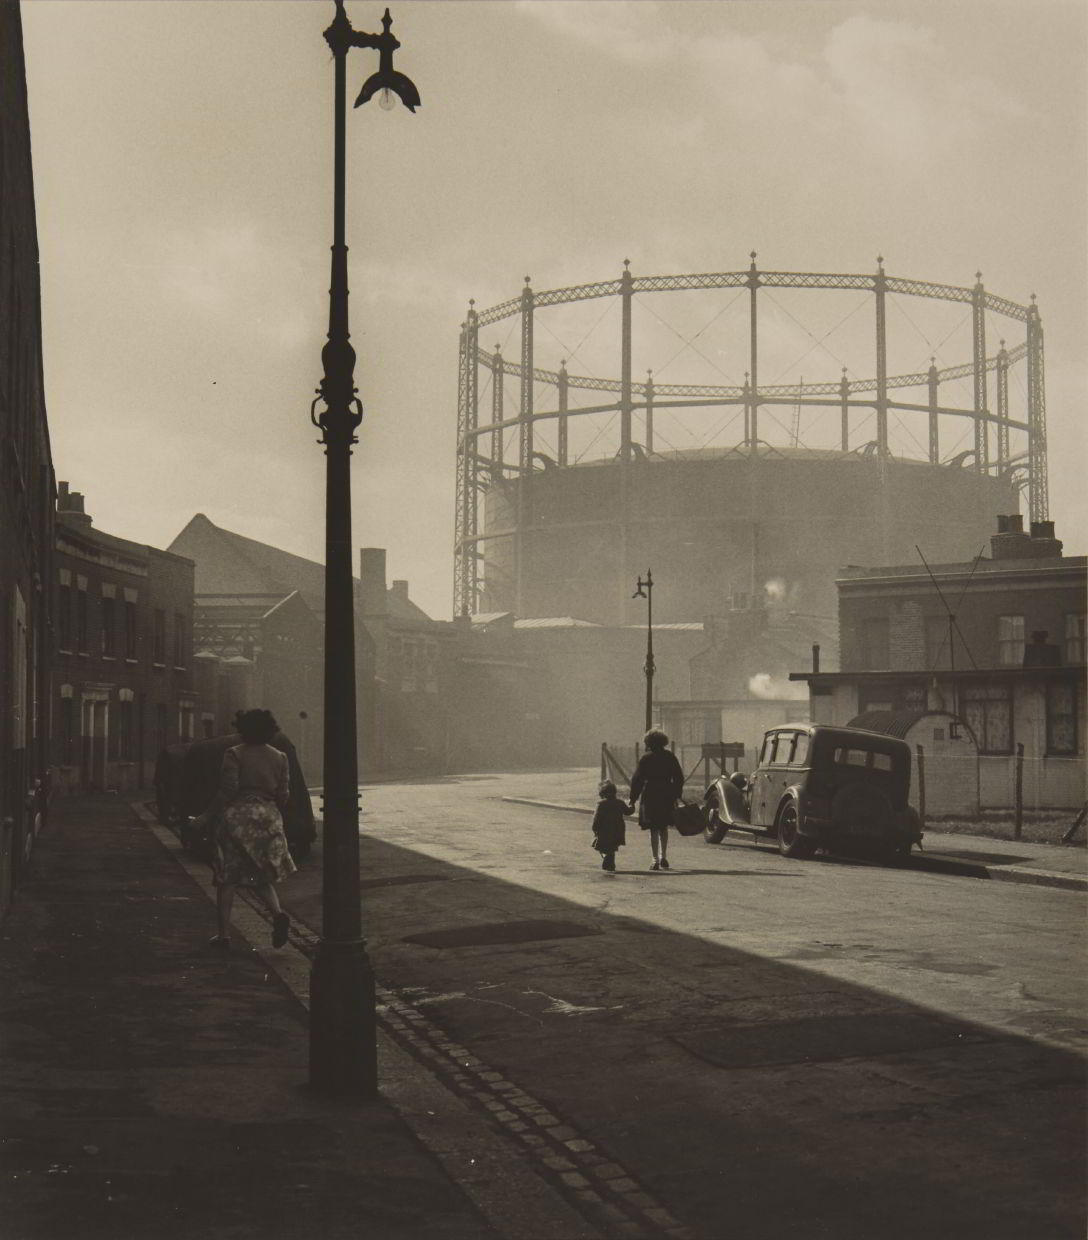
[308,1,419,1100]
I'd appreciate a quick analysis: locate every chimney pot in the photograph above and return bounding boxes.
[1008,514,1023,534]
[996,514,1009,534]
[812,643,821,674]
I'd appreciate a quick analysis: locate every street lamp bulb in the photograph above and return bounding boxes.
[378,86,397,111]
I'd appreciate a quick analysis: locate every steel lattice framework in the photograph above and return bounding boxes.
[453,260,1048,617]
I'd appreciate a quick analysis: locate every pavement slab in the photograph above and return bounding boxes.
[0,795,536,1240]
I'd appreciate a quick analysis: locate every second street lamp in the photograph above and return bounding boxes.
[633,570,654,734]
[308,1,419,1099]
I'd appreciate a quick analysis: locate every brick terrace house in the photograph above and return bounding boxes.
[1,2,56,916]
[52,486,198,793]
[791,517,1086,810]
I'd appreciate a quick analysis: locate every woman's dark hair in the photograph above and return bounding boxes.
[643,728,669,751]
[236,709,279,745]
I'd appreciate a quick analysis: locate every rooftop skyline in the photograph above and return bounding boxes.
[22,0,1086,618]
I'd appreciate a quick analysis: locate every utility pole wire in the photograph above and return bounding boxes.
[915,544,981,672]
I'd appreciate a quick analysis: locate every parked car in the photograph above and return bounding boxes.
[702,723,922,863]
[154,730,316,863]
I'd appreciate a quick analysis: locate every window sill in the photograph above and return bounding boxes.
[173,666,186,673]
[152,663,166,671]
[124,658,138,664]
[102,655,116,662]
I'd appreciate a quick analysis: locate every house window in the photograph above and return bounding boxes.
[152,609,166,665]
[1046,683,1077,756]
[859,617,890,671]
[173,612,185,668]
[124,601,138,659]
[119,700,135,760]
[76,590,88,653]
[924,615,949,669]
[1065,613,1086,665]
[58,583,72,651]
[961,683,1013,755]
[101,596,116,657]
[997,615,1025,666]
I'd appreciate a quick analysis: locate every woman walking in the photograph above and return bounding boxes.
[629,729,685,871]
[209,709,296,950]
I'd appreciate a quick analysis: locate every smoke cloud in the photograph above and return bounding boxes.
[748,672,808,701]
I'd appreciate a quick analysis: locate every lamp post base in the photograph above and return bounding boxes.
[309,937,378,1098]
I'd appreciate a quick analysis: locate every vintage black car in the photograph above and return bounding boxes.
[703,723,922,863]
[154,730,316,863]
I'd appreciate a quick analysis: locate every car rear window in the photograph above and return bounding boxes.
[834,746,893,771]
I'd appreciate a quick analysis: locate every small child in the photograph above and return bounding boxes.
[591,780,633,872]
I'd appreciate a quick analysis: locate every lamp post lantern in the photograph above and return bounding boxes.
[633,570,654,734]
[308,1,419,1099]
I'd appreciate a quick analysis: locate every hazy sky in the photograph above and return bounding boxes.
[22,0,1087,619]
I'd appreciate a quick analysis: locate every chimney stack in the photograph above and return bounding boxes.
[359,548,388,615]
[990,513,1036,560]
[56,481,92,527]
[1028,519,1062,559]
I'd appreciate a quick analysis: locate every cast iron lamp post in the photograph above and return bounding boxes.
[633,570,655,734]
[308,1,419,1099]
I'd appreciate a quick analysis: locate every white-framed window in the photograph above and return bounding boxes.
[997,615,1025,666]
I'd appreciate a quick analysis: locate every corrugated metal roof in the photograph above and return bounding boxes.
[514,617,601,629]
[622,622,704,632]
[848,710,944,739]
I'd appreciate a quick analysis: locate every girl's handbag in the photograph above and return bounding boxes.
[672,802,707,836]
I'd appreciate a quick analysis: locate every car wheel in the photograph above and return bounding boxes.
[776,798,814,859]
[704,807,728,845]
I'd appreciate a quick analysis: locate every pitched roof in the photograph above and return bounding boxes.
[170,514,327,608]
[170,514,438,626]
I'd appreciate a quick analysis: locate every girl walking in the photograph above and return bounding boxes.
[591,780,632,871]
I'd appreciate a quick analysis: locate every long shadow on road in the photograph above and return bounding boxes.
[285,836,1086,1240]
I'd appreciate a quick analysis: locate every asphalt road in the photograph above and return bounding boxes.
[287,769,1086,1240]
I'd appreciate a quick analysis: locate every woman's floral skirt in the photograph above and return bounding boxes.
[212,794,297,888]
